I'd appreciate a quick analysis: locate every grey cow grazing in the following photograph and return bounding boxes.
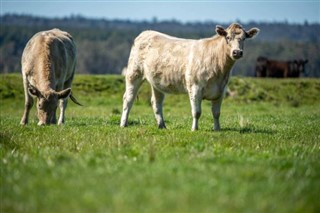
[20,28,81,126]
[120,23,259,131]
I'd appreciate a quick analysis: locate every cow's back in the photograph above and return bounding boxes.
[133,30,192,59]
[266,60,289,78]
[130,30,191,65]
[128,30,193,93]
[22,29,76,90]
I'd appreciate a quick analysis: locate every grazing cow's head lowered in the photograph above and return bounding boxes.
[28,86,71,125]
[20,29,81,126]
[216,23,259,60]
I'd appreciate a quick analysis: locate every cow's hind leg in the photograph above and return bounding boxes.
[20,76,34,125]
[151,86,166,129]
[120,75,143,127]
[189,85,202,131]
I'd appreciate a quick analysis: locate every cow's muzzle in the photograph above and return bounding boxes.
[38,121,46,126]
[232,50,243,59]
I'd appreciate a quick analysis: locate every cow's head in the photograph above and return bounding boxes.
[216,23,259,60]
[28,86,71,125]
[293,59,308,73]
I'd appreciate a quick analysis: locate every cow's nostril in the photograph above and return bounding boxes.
[232,50,243,58]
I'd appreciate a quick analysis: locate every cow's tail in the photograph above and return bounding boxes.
[70,93,83,106]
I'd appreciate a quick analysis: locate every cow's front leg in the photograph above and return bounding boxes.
[51,110,57,124]
[189,86,202,131]
[151,86,166,129]
[20,78,34,125]
[211,97,223,131]
[58,98,67,125]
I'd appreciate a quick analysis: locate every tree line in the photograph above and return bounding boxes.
[1,14,319,77]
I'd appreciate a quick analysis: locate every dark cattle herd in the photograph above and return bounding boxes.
[255,56,308,78]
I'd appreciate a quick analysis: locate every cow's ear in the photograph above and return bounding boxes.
[57,88,71,99]
[246,28,260,39]
[28,86,41,97]
[216,25,227,37]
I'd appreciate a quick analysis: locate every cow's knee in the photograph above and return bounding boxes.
[25,99,34,109]
[122,92,127,102]
[194,111,201,119]
[151,99,161,113]
[213,111,220,119]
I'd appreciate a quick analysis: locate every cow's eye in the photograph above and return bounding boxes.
[226,36,230,40]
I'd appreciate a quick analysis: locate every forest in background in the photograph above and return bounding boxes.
[1,14,319,77]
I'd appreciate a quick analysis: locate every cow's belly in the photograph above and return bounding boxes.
[202,82,226,101]
[145,71,187,94]
[152,81,187,94]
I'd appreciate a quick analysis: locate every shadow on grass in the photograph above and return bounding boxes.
[221,127,275,134]
[70,115,276,135]
[107,118,147,127]
[103,119,275,135]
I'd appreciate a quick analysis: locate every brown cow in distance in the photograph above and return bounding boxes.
[291,59,309,77]
[255,56,308,78]
[255,56,268,77]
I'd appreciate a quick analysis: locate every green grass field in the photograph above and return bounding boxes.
[1,74,320,212]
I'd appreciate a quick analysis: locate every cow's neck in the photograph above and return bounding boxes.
[223,54,236,75]
[207,36,235,76]
[220,37,236,72]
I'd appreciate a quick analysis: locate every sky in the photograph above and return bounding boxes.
[1,0,320,24]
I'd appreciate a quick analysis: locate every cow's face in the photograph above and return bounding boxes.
[294,59,308,73]
[28,87,71,125]
[216,23,259,60]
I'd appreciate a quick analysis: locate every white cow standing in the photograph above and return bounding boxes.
[120,23,259,131]
[20,28,81,126]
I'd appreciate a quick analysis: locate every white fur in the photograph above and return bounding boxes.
[120,24,259,131]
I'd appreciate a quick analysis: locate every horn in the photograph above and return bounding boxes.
[70,93,83,106]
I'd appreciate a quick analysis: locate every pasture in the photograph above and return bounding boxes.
[1,74,320,212]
